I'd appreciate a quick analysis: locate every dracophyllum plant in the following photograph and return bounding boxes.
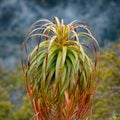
[22,17,100,120]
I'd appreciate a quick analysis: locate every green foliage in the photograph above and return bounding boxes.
[0,66,32,120]
[0,66,25,108]
[0,85,9,101]
[22,17,99,119]
[0,101,13,120]
[0,82,14,120]
[110,115,120,120]
[13,97,32,120]
[92,40,120,120]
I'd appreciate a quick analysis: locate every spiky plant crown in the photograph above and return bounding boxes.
[22,17,100,120]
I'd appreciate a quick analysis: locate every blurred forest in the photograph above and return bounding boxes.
[0,0,120,68]
[0,0,120,119]
[0,40,120,120]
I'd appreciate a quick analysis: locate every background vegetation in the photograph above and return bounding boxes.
[0,0,120,68]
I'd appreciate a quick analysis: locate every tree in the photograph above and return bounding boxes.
[22,17,100,120]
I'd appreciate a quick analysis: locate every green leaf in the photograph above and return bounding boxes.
[67,51,76,69]
[45,68,55,93]
[55,50,62,81]
[62,46,67,68]
[46,46,59,72]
